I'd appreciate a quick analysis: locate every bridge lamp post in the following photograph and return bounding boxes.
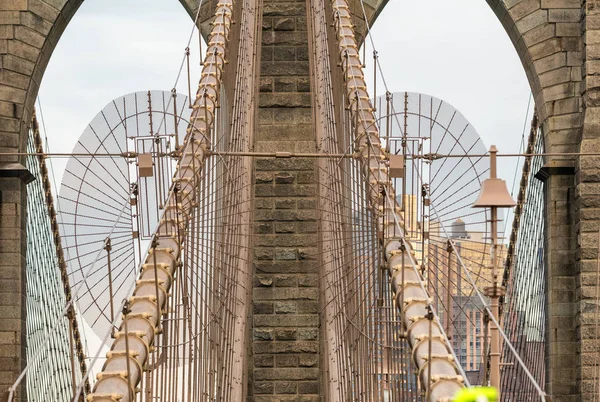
[472,145,516,395]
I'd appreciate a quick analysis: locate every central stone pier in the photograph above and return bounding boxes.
[248,0,322,400]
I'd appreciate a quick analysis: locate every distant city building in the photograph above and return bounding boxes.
[451,218,468,239]
[397,195,506,378]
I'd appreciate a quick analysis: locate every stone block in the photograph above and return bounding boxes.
[0,1,27,11]
[297,199,316,209]
[549,9,580,23]
[262,3,305,17]
[272,275,297,287]
[275,199,296,209]
[276,355,299,368]
[566,50,581,66]
[254,302,275,314]
[256,247,274,260]
[522,22,555,47]
[0,12,18,26]
[260,77,273,92]
[297,328,318,340]
[273,46,295,61]
[547,112,581,130]
[272,108,296,123]
[262,46,274,62]
[296,301,318,314]
[14,25,45,49]
[256,172,274,184]
[254,314,319,330]
[256,198,275,209]
[2,54,34,76]
[275,301,297,314]
[544,82,575,101]
[515,9,548,33]
[299,354,318,367]
[529,37,562,60]
[274,17,295,31]
[271,31,307,46]
[274,222,296,233]
[255,234,317,247]
[556,22,581,37]
[296,210,317,221]
[254,328,274,341]
[29,0,61,21]
[253,341,319,355]
[254,368,319,381]
[257,276,274,287]
[539,67,573,88]
[297,248,316,261]
[0,70,29,91]
[20,12,52,35]
[295,18,309,33]
[260,93,311,108]
[275,248,297,260]
[261,61,309,76]
[262,17,273,30]
[296,46,309,62]
[254,210,296,222]
[541,0,580,6]
[553,96,580,115]
[253,287,318,301]
[296,171,315,183]
[534,52,566,74]
[298,382,319,394]
[508,0,540,21]
[275,172,295,184]
[274,381,297,394]
[297,222,317,233]
[258,108,273,125]
[254,397,319,402]
[255,355,274,367]
[256,124,312,141]
[254,382,274,394]
[256,158,315,171]
[274,328,297,340]
[255,223,273,234]
[298,275,318,288]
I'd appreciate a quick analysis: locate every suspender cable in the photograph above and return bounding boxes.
[326,0,466,400]
[31,112,91,396]
[86,0,235,400]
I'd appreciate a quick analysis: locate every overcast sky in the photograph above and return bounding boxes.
[39,0,531,186]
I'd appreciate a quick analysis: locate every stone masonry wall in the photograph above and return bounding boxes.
[579,2,600,401]
[488,2,584,400]
[0,178,27,402]
[248,0,322,400]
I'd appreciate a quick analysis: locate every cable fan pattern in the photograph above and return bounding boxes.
[58,90,191,339]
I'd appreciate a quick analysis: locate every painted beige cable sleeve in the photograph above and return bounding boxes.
[329,0,466,400]
[86,1,234,400]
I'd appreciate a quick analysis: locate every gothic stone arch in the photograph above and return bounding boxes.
[0,1,594,401]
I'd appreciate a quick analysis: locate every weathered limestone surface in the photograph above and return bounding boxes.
[248,0,321,400]
[0,0,599,400]
[487,1,586,400]
[0,178,27,401]
[579,2,600,401]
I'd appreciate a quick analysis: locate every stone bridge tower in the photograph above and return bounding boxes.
[0,0,597,400]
